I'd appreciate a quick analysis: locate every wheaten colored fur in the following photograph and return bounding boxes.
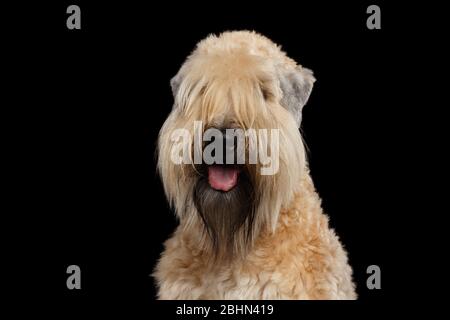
[154,31,356,299]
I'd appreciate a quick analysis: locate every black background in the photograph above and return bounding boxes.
[7,0,422,316]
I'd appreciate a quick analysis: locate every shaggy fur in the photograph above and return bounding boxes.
[154,31,356,299]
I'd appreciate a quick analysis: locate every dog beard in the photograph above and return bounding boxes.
[193,165,256,260]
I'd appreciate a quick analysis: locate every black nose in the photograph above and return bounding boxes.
[204,128,240,165]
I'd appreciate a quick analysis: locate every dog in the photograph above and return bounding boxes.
[153,31,356,299]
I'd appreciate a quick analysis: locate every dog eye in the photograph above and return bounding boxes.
[261,87,274,101]
[259,83,272,101]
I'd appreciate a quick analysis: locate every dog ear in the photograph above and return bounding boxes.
[170,72,182,98]
[279,66,315,127]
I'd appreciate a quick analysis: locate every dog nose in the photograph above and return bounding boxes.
[222,128,237,148]
[204,127,239,165]
[223,129,239,165]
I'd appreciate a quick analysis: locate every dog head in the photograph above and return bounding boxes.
[158,31,315,260]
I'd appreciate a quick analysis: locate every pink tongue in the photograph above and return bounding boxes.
[208,166,239,191]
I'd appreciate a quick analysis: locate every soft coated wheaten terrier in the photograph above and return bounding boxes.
[154,31,356,299]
